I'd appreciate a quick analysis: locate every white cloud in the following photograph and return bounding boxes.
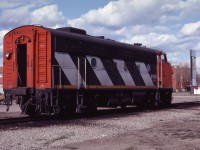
[0,0,31,9]
[160,0,200,23]
[114,25,171,41]
[69,0,165,28]
[31,5,67,28]
[161,0,187,12]
[67,0,200,40]
[196,58,200,69]
[0,0,49,9]
[67,0,200,65]
[180,21,200,36]
[194,42,200,50]
[167,52,181,64]
[1,0,200,66]
[179,0,200,18]
[121,32,177,49]
[0,30,9,45]
[0,3,68,29]
[0,30,9,58]
[69,0,200,28]
[0,2,68,65]
[0,4,32,28]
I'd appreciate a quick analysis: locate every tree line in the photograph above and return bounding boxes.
[174,63,200,91]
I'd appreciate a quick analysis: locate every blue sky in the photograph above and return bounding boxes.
[51,0,113,19]
[1,0,200,66]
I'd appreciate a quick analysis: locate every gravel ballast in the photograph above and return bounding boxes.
[0,95,200,150]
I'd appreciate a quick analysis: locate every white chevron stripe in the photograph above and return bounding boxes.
[86,56,113,86]
[113,59,135,86]
[135,62,154,86]
[55,52,85,86]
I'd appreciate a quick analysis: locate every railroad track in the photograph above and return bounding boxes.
[0,101,199,126]
[0,116,55,125]
[0,116,33,124]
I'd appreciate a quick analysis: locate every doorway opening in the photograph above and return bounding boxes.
[17,44,27,87]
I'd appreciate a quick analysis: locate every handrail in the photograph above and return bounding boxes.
[52,65,62,88]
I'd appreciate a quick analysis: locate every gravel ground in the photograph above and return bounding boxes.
[0,94,200,150]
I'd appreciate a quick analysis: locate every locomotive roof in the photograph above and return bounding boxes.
[45,26,164,55]
[5,25,165,59]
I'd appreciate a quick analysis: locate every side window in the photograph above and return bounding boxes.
[162,54,167,62]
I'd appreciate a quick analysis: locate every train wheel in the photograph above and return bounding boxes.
[86,105,97,115]
[89,106,97,114]
[165,93,172,107]
[20,98,38,117]
[24,104,38,117]
[163,100,172,107]
[84,102,97,115]
[158,92,172,108]
[120,104,127,110]
[84,96,98,115]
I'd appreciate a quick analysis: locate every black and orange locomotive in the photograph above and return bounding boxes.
[3,25,173,116]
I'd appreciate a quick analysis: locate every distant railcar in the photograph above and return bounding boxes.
[3,25,173,116]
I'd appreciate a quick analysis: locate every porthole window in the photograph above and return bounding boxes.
[91,57,97,68]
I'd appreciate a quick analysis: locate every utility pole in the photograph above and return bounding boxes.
[190,50,197,94]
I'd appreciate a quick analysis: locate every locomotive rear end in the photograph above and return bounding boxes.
[3,25,52,115]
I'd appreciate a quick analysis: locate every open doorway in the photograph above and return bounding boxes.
[17,44,27,87]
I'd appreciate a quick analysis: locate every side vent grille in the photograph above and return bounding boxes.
[38,32,47,83]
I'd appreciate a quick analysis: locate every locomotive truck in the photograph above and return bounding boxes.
[3,25,173,116]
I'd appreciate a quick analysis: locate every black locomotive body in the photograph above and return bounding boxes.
[3,25,173,116]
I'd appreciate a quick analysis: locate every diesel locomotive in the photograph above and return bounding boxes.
[3,25,173,116]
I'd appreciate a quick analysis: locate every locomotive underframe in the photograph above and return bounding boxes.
[4,87,173,116]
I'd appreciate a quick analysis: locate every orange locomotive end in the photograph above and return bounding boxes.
[156,52,173,89]
[156,52,173,104]
[3,25,51,90]
[162,59,173,88]
[3,26,52,114]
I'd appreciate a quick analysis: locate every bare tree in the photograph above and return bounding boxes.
[196,74,200,86]
[174,63,190,90]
